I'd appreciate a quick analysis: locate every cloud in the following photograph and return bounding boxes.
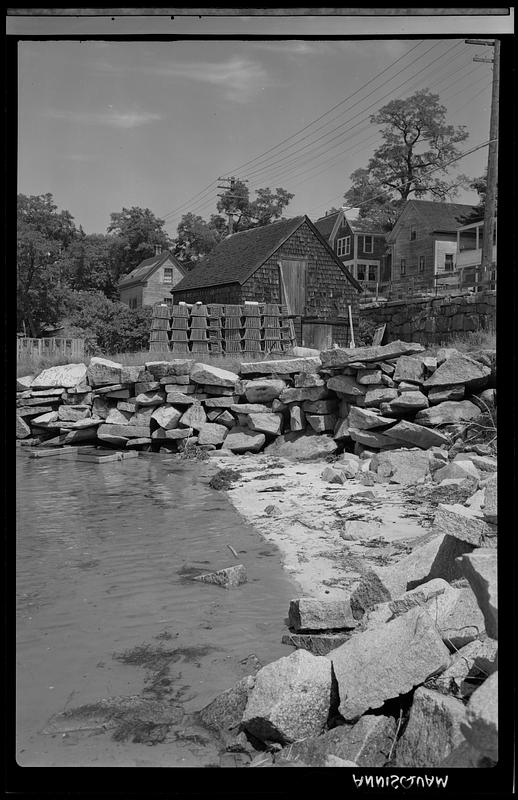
[94,54,270,102]
[45,108,162,129]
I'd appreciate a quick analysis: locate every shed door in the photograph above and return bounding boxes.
[279,259,307,345]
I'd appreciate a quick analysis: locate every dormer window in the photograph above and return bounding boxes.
[337,236,351,257]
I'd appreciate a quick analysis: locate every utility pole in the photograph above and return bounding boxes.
[465,38,499,275]
[217,176,249,236]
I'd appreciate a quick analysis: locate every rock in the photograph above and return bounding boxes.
[63,428,98,444]
[437,348,460,365]
[321,466,346,485]
[119,365,146,383]
[472,387,496,411]
[30,411,59,426]
[135,391,166,407]
[288,598,356,632]
[17,375,34,391]
[57,405,91,422]
[271,399,287,413]
[86,357,122,388]
[371,448,430,485]
[145,359,194,378]
[16,415,31,438]
[229,403,271,415]
[126,438,152,448]
[350,571,391,620]
[381,374,396,388]
[105,407,132,426]
[433,504,494,547]
[94,383,128,395]
[160,374,190,386]
[96,432,129,447]
[326,375,365,397]
[151,405,182,430]
[363,387,398,407]
[222,426,265,454]
[456,549,497,639]
[277,715,395,768]
[264,432,337,461]
[428,385,465,404]
[438,586,487,651]
[281,632,351,657]
[197,423,228,446]
[432,638,498,698]
[247,412,283,436]
[30,387,66,397]
[240,357,321,376]
[242,649,332,744]
[460,672,498,761]
[91,397,111,420]
[178,402,207,431]
[383,419,450,449]
[165,391,196,405]
[415,400,482,427]
[31,363,88,389]
[289,405,305,432]
[333,417,351,440]
[243,379,287,403]
[97,423,151,439]
[433,461,481,485]
[190,364,239,389]
[152,427,193,440]
[389,578,456,617]
[348,407,396,430]
[341,459,359,479]
[349,428,395,448]
[357,369,382,385]
[207,410,235,428]
[320,341,424,368]
[393,356,425,385]
[482,473,497,523]
[279,386,329,404]
[199,675,255,735]
[327,607,451,721]
[294,373,325,388]
[439,739,495,768]
[134,381,161,394]
[104,388,131,400]
[204,396,239,408]
[423,354,491,391]
[302,399,337,414]
[387,391,429,412]
[306,413,337,433]
[395,687,466,767]
[453,453,497,473]
[194,564,247,589]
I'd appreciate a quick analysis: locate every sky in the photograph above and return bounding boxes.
[17,35,495,239]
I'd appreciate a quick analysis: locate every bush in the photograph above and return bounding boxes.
[64,290,152,354]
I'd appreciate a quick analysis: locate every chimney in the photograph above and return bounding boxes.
[154,244,162,256]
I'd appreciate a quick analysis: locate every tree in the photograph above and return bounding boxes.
[107,206,172,279]
[58,232,118,297]
[65,290,152,353]
[172,212,225,269]
[216,182,294,232]
[343,90,470,230]
[17,193,78,335]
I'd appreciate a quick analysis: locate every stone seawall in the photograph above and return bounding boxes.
[16,341,495,460]
[361,291,496,346]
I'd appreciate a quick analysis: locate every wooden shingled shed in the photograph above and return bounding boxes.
[171,215,362,349]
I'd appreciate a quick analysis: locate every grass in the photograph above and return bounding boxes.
[423,329,495,357]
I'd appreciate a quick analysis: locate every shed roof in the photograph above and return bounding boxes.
[118,250,185,288]
[313,211,340,240]
[173,215,362,293]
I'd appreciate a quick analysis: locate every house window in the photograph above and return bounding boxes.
[368,265,378,282]
[444,253,454,271]
[357,264,367,281]
[400,259,406,276]
[163,297,173,306]
[337,236,351,257]
[363,235,373,253]
[410,226,417,241]
[163,267,173,284]
[419,256,425,272]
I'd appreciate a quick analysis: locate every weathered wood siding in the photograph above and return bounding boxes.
[120,256,184,307]
[172,282,242,306]
[388,206,457,282]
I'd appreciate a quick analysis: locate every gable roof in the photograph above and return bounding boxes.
[173,215,362,294]
[118,250,185,288]
[313,211,341,240]
[387,199,479,242]
[348,218,386,236]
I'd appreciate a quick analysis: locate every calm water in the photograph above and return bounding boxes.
[16,450,300,766]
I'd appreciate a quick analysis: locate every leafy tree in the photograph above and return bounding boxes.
[173,212,225,269]
[58,231,118,297]
[107,206,172,279]
[17,193,78,336]
[65,290,152,353]
[343,90,470,231]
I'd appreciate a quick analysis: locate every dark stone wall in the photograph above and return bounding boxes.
[361,290,496,345]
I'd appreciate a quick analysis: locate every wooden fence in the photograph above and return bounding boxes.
[149,302,297,355]
[17,337,85,360]
[359,265,497,305]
